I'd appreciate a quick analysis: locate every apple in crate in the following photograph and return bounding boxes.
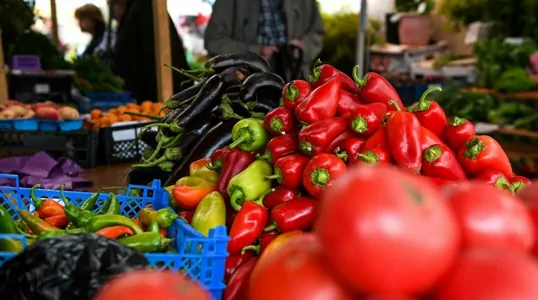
[35,106,61,120]
[58,107,80,120]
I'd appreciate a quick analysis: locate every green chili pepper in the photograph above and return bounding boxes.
[147,219,160,233]
[138,207,178,229]
[30,184,45,209]
[227,160,273,211]
[97,194,121,215]
[96,196,112,215]
[0,205,24,253]
[80,192,99,212]
[18,210,60,234]
[228,118,270,151]
[76,210,96,228]
[84,214,144,234]
[191,191,226,236]
[118,232,172,253]
[37,228,85,240]
[60,185,82,224]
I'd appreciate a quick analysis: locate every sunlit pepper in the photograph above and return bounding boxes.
[189,157,219,183]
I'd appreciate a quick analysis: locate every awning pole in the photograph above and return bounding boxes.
[355,0,368,77]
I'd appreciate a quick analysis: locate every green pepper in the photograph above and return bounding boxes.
[138,207,178,229]
[76,210,96,228]
[228,118,270,152]
[191,191,226,236]
[0,205,24,253]
[37,228,85,240]
[97,193,121,215]
[80,192,99,211]
[147,219,160,233]
[164,186,179,211]
[18,210,60,234]
[60,185,81,214]
[227,160,273,211]
[118,232,172,253]
[84,214,144,234]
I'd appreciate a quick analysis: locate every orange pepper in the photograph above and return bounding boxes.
[258,230,303,264]
[44,214,69,229]
[189,158,219,183]
[172,176,216,209]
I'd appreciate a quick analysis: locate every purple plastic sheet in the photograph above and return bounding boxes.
[0,152,92,190]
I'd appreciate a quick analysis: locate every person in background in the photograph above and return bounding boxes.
[111,0,191,102]
[204,0,325,79]
[74,4,115,58]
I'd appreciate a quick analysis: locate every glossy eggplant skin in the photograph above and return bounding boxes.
[239,72,284,106]
[205,52,271,74]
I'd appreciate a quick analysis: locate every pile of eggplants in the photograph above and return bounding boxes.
[129,52,284,185]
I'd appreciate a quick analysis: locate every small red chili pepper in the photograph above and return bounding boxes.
[457,135,513,178]
[337,90,362,117]
[362,126,388,152]
[386,101,423,173]
[443,117,476,152]
[302,153,347,198]
[215,149,254,199]
[260,230,279,253]
[262,185,299,210]
[96,225,135,239]
[295,74,342,125]
[475,170,513,192]
[206,146,231,173]
[309,60,357,94]
[422,144,467,181]
[353,66,405,111]
[257,132,298,163]
[227,200,268,254]
[43,214,69,229]
[334,137,365,164]
[263,107,295,136]
[324,130,359,153]
[298,117,347,156]
[282,80,312,110]
[223,257,258,300]
[408,87,447,138]
[268,198,318,232]
[268,154,310,189]
[224,250,256,283]
[178,210,194,223]
[510,176,532,193]
[30,185,65,219]
[352,147,391,166]
[421,126,449,152]
[347,103,387,137]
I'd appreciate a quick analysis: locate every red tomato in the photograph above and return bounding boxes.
[95,270,211,300]
[316,166,460,294]
[444,182,534,253]
[519,182,538,257]
[249,234,354,300]
[436,248,538,300]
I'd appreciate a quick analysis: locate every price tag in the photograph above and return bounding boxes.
[34,84,50,94]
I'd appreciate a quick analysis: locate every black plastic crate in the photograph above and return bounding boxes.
[98,121,155,165]
[8,70,75,104]
[0,129,98,168]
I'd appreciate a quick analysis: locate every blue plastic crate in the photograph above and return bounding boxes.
[0,120,14,129]
[13,119,39,131]
[38,120,58,131]
[83,92,132,113]
[58,119,84,132]
[0,174,228,300]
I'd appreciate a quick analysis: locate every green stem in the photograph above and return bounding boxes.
[256,150,272,162]
[30,185,43,208]
[450,116,466,127]
[123,111,161,120]
[357,152,378,164]
[351,116,368,133]
[230,188,246,211]
[310,168,331,188]
[270,118,284,133]
[265,174,280,180]
[353,65,367,88]
[285,84,299,101]
[423,145,442,163]
[335,149,348,163]
[300,141,314,156]
[228,133,248,149]
[388,100,402,111]
[220,103,244,121]
[264,223,277,232]
[143,140,164,163]
[165,64,201,81]
[242,245,260,255]
[416,86,442,111]
[463,138,485,159]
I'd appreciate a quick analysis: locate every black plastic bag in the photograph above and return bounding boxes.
[0,233,148,300]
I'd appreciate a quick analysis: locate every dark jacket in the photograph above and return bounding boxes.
[113,0,191,101]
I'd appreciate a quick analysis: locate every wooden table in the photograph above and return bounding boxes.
[82,163,132,191]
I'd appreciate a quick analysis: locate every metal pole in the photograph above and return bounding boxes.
[355,0,368,77]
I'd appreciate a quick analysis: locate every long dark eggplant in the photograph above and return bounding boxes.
[205,52,271,74]
[239,72,285,104]
[162,78,208,110]
[220,66,250,88]
[164,120,235,186]
[139,130,158,149]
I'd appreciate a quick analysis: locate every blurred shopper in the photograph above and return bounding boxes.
[204,0,324,79]
[75,4,115,58]
[111,0,191,102]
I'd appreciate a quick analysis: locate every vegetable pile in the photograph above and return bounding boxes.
[0,100,80,121]
[85,101,165,130]
[2,185,176,253]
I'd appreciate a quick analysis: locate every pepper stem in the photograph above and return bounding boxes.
[256,150,272,162]
[351,116,368,133]
[242,245,261,255]
[205,160,222,172]
[335,149,348,163]
[463,138,485,159]
[143,140,164,163]
[165,64,201,81]
[274,167,283,184]
[416,87,442,111]
[228,133,248,149]
[450,116,466,127]
[220,102,244,121]
[230,188,246,211]
[253,189,272,207]
[496,178,515,194]
[423,145,442,163]
[300,141,314,156]
[122,111,161,120]
[310,168,331,188]
[269,117,284,133]
[388,100,402,111]
[352,65,367,88]
[265,174,280,180]
[30,185,43,208]
[357,151,379,165]
[279,97,285,106]
[512,182,527,193]
[285,83,299,101]
[264,224,277,232]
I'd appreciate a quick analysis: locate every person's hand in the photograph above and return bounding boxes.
[261,46,278,60]
[289,39,304,49]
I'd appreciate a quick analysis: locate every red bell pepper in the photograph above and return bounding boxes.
[443,117,476,152]
[421,126,449,151]
[457,135,513,177]
[386,101,423,173]
[353,147,391,166]
[223,257,258,300]
[324,130,358,153]
[262,185,299,210]
[224,250,256,283]
[475,170,513,192]
[362,126,388,151]
[353,66,405,111]
[408,87,447,137]
[424,176,454,188]
[298,117,347,156]
[422,144,467,181]
[257,132,298,163]
[510,176,532,193]
[337,90,362,117]
[206,146,230,173]
[268,198,318,232]
[260,230,279,253]
[269,154,309,189]
[263,107,295,136]
[309,60,357,93]
[334,137,365,164]
[227,200,268,254]
[295,74,342,125]
[282,80,312,110]
[178,210,194,224]
[215,149,254,199]
[347,103,387,137]
[302,153,347,198]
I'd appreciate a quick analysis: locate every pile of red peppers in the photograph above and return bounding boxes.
[168,61,531,300]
